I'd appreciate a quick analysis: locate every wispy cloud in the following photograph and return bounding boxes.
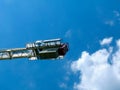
[59,83,67,89]
[71,37,120,90]
[113,11,120,17]
[100,37,113,46]
[105,20,115,26]
[104,10,120,26]
[65,30,72,38]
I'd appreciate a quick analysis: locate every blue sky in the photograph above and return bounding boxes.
[0,0,120,90]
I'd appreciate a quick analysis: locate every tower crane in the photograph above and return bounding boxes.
[0,38,69,60]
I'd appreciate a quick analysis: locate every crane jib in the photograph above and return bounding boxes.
[0,38,69,60]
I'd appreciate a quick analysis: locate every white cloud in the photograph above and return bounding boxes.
[116,39,120,48]
[71,38,120,90]
[100,37,113,46]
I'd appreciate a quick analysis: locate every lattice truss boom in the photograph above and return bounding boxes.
[0,48,34,60]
